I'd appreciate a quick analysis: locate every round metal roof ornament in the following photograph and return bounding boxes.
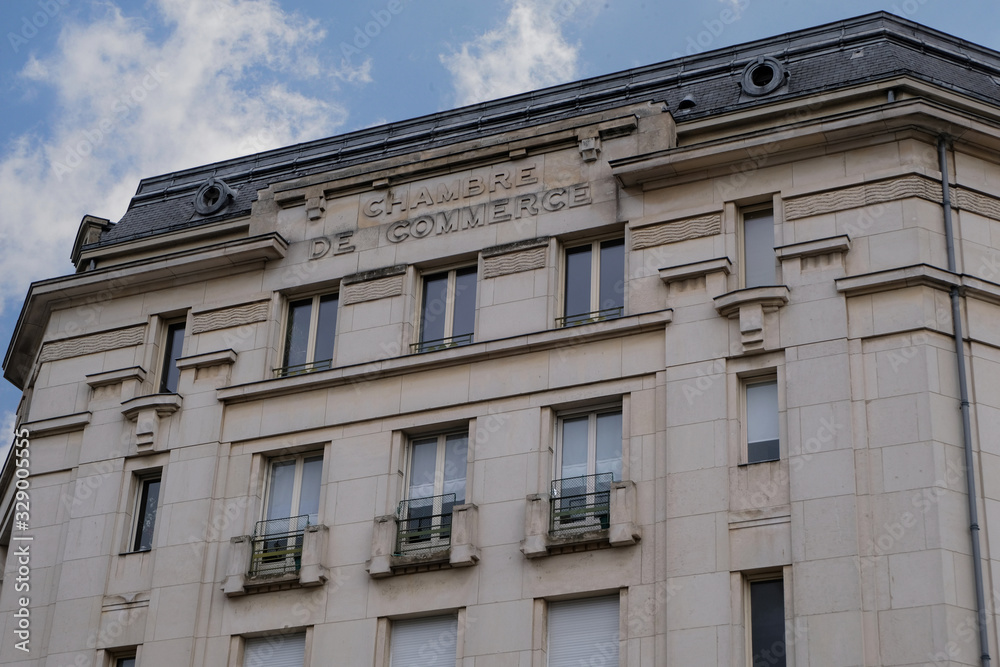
[740,56,788,97]
[193,177,236,215]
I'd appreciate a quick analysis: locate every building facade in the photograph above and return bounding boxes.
[3,12,1000,666]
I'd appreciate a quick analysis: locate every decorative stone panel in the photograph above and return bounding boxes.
[341,265,407,305]
[39,324,145,363]
[631,214,721,250]
[956,187,1000,220]
[783,174,941,220]
[191,302,269,334]
[482,238,549,278]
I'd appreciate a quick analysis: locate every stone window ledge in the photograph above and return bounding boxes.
[367,504,479,578]
[175,349,237,371]
[659,257,732,287]
[20,411,92,438]
[223,524,329,597]
[86,366,147,389]
[775,234,850,261]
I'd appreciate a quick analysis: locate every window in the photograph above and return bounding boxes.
[398,433,467,552]
[244,632,306,667]
[561,237,624,326]
[552,408,621,534]
[547,596,620,666]
[251,454,322,576]
[389,615,457,667]
[742,207,776,288]
[158,321,185,393]
[131,475,161,552]
[416,266,477,352]
[747,576,786,667]
[115,658,136,667]
[279,293,339,376]
[745,379,779,463]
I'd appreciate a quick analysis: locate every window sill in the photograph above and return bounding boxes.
[223,526,329,597]
[217,309,673,404]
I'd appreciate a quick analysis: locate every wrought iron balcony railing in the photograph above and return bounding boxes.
[273,358,333,378]
[550,473,613,536]
[410,333,474,354]
[556,306,624,328]
[250,514,309,577]
[395,493,457,554]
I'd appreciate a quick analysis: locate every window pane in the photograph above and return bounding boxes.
[561,417,589,479]
[564,245,592,318]
[420,272,449,343]
[750,579,786,667]
[443,434,467,504]
[744,209,775,288]
[116,659,136,667]
[747,380,780,463]
[133,478,160,551]
[312,294,338,367]
[283,299,313,369]
[595,411,622,480]
[298,456,323,522]
[408,438,438,500]
[160,322,185,393]
[598,238,625,312]
[451,267,477,339]
[267,460,296,520]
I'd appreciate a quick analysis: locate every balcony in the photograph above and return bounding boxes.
[368,500,479,578]
[410,333,474,354]
[273,358,333,378]
[223,516,328,597]
[556,306,624,328]
[521,475,640,558]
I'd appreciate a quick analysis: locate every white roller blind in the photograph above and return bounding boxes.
[244,632,306,667]
[548,596,620,667]
[390,615,458,667]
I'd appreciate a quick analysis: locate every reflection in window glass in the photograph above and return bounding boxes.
[747,380,779,463]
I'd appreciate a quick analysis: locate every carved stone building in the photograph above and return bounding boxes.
[4,11,1000,666]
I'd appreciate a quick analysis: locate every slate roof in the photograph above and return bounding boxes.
[91,11,1000,249]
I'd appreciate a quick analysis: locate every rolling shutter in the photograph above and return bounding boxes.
[244,632,306,667]
[548,596,620,666]
[390,615,458,667]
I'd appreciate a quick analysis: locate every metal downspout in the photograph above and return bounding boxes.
[939,135,991,667]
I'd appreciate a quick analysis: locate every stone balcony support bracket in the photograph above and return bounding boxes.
[608,480,641,546]
[713,285,790,354]
[449,504,480,567]
[367,515,397,578]
[299,524,329,586]
[120,393,183,450]
[223,535,251,597]
[520,494,551,558]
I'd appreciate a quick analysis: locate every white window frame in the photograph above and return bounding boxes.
[740,205,777,289]
[415,265,478,352]
[742,375,780,464]
[261,452,324,524]
[279,292,339,375]
[744,571,789,667]
[560,235,625,327]
[399,432,468,551]
[129,471,162,553]
[554,405,624,481]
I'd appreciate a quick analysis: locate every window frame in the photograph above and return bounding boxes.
[387,614,460,667]
[554,404,624,482]
[740,204,778,289]
[261,452,324,525]
[157,319,186,394]
[129,471,162,553]
[398,431,469,551]
[744,571,788,667]
[413,264,478,353]
[559,235,625,327]
[277,292,340,377]
[742,375,780,464]
[241,630,309,667]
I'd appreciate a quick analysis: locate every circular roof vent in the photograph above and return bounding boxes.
[740,56,788,97]
[194,177,236,216]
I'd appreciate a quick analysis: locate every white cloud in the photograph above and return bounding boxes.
[441,0,582,106]
[0,0,368,316]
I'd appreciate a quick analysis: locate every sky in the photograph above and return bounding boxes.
[0,0,998,452]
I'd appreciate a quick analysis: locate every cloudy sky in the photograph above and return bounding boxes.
[0,0,998,446]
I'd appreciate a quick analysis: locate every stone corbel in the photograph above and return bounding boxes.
[520,494,550,558]
[578,135,601,162]
[120,393,183,450]
[175,349,237,387]
[223,535,252,597]
[299,524,329,586]
[608,480,641,546]
[306,195,326,221]
[367,515,397,578]
[449,504,480,567]
[659,257,732,297]
[714,286,790,355]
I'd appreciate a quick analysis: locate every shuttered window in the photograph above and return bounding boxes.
[244,632,306,667]
[390,615,458,667]
[548,596,620,666]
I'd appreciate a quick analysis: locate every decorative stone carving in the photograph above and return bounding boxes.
[39,325,145,363]
[191,302,269,334]
[632,214,722,249]
[483,247,547,279]
[714,286,790,354]
[783,174,941,220]
[120,393,183,450]
[342,265,407,306]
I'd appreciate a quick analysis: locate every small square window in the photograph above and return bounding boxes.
[398,432,467,553]
[278,293,339,376]
[158,321,185,393]
[745,379,779,464]
[747,576,786,667]
[561,238,624,326]
[131,474,161,552]
[742,207,776,288]
[415,266,477,353]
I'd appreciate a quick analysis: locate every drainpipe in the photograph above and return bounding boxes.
[939,135,991,667]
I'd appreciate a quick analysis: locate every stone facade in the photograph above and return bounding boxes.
[3,12,1000,667]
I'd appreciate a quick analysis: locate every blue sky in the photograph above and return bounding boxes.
[0,0,998,448]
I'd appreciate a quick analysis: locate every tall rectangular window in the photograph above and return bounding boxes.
[416,266,477,352]
[131,475,161,552]
[745,379,779,463]
[252,454,322,576]
[280,293,338,376]
[748,577,786,667]
[562,238,625,326]
[552,408,621,534]
[244,632,306,667]
[548,596,620,666]
[158,321,185,393]
[398,433,467,552]
[390,615,457,667]
[743,208,776,288]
